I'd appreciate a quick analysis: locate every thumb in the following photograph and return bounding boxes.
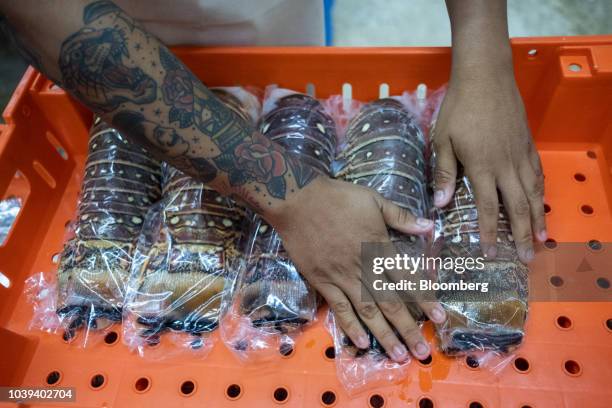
[433,140,457,208]
[378,197,433,235]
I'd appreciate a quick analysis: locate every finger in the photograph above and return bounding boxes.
[317,283,369,349]
[498,171,535,263]
[432,137,457,207]
[345,279,429,361]
[467,171,499,259]
[416,301,447,324]
[524,148,547,242]
[377,196,433,235]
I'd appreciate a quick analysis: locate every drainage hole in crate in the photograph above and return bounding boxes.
[90,374,105,389]
[580,205,594,215]
[104,331,119,345]
[325,346,335,360]
[563,360,581,376]
[586,150,597,159]
[226,384,242,399]
[418,355,433,366]
[588,239,602,251]
[134,377,150,393]
[556,316,572,329]
[596,277,610,289]
[527,48,538,58]
[46,371,61,385]
[513,357,530,372]
[543,204,551,214]
[544,239,557,249]
[605,318,612,331]
[279,342,294,357]
[369,394,385,408]
[274,387,288,403]
[521,406,533,408]
[549,276,564,288]
[469,402,484,408]
[418,397,434,408]
[321,390,336,406]
[574,173,586,182]
[568,63,582,72]
[180,380,195,396]
[466,355,479,369]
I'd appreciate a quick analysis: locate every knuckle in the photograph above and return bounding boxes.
[513,199,531,216]
[379,301,403,315]
[515,230,533,245]
[401,324,422,342]
[479,199,498,216]
[379,329,396,342]
[331,301,352,315]
[358,303,380,320]
[434,168,454,185]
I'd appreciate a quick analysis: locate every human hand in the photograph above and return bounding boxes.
[432,71,547,263]
[264,176,446,361]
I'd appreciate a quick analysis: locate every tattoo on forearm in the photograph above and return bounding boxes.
[52,0,320,206]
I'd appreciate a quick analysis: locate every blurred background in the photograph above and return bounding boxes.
[1,0,611,116]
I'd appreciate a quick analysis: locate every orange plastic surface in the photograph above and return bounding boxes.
[1,37,611,408]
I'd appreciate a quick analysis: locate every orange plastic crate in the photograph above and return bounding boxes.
[1,37,611,408]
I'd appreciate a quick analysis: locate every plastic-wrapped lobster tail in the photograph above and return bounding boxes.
[56,117,162,343]
[430,154,528,357]
[123,87,257,356]
[330,98,428,393]
[223,91,336,360]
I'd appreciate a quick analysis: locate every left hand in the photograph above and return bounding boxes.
[431,70,547,263]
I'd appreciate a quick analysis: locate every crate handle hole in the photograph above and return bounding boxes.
[369,393,385,408]
[321,390,336,406]
[568,63,582,72]
[527,48,538,57]
[273,387,289,403]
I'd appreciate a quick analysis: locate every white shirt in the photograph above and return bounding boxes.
[115,0,325,46]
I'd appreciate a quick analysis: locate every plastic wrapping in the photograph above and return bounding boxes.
[52,118,162,345]
[221,89,336,362]
[123,87,258,358]
[330,97,428,394]
[430,169,529,362]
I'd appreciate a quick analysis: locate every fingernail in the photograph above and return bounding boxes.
[523,247,535,262]
[392,344,408,361]
[415,341,430,357]
[434,190,445,206]
[431,306,446,323]
[416,218,433,228]
[537,230,548,242]
[357,335,369,349]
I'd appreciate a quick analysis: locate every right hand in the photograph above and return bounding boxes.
[264,177,447,362]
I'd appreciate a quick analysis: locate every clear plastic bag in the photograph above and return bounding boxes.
[429,169,529,362]
[50,118,162,345]
[330,96,429,394]
[123,164,242,358]
[123,87,258,358]
[221,89,336,362]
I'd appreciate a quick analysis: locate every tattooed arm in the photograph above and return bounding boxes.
[1,0,443,361]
